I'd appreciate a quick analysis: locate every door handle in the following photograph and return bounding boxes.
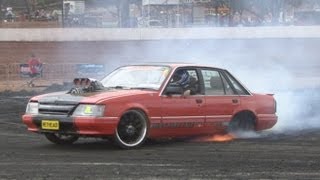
[232,99,239,104]
[196,99,203,104]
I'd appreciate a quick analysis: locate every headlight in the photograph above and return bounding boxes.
[26,102,39,114]
[72,104,105,117]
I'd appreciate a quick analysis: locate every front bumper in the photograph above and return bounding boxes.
[22,114,118,136]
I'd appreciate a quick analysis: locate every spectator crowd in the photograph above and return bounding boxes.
[1,0,320,28]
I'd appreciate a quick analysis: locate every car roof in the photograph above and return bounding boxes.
[123,62,225,70]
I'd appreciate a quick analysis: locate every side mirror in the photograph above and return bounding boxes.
[165,85,183,95]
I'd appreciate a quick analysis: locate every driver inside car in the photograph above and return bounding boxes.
[171,69,198,96]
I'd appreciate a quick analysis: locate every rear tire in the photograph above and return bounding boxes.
[228,114,255,133]
[45,133,79,145]
[114,110,148,149]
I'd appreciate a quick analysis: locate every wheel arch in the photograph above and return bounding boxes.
[127,108,150,124]
[231,110,257,128]
[116,102,150,124]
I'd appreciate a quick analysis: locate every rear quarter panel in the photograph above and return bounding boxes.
[237,94,276,114]
[238,94,277,130]
[252,93,276,115]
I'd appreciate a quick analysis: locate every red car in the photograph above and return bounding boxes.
[22,64,277,148]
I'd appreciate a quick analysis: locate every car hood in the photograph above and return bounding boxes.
[31,89,158,104]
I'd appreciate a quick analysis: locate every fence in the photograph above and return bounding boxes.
[0,63,106,91]
[1,27,320,42]
[0,21,60,28]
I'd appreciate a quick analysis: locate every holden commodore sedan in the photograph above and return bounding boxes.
[22,64,277,149]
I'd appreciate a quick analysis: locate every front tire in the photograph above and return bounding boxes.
[45,133,79,145]
[114,110,148,149]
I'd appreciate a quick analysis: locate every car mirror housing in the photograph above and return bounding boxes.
[165,84,183,95]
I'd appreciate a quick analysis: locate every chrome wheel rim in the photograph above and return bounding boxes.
[116,112,147,147]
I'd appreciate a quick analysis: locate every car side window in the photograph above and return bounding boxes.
[168,69,200,95]
[201,69,225,95]
[188,70,201,94]
[221,74,235,95]
[224,71,249,95]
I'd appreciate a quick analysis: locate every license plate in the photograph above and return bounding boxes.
[41,120,59,130]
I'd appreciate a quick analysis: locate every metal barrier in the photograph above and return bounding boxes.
[1,27,320,42]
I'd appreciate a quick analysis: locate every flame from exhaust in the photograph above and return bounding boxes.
[193,133,235,142]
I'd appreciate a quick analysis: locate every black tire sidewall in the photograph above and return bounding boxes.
[228,116,255,133]
[114,110,148,149]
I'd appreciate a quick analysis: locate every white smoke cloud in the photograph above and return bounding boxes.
[274,90,320,131]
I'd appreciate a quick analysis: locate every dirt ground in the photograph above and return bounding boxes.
[0,90,319,179]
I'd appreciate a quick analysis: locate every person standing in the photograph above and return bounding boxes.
[27,53,42,87]
[28,53,42,77]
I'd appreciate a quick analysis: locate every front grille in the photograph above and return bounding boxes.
[39,103,76,115]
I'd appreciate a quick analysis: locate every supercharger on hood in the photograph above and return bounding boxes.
[68,78,105,94]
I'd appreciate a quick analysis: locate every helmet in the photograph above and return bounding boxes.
[173,69,190,88]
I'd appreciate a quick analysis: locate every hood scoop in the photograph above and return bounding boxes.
[68,78,104,95]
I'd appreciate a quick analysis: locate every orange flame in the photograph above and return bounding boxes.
[209,134,235,142]
[193,134,235,142]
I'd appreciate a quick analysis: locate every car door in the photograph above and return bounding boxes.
[160,68,205,136]
[200,68,240,133]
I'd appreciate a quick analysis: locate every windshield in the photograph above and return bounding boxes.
[101,65,171,90]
